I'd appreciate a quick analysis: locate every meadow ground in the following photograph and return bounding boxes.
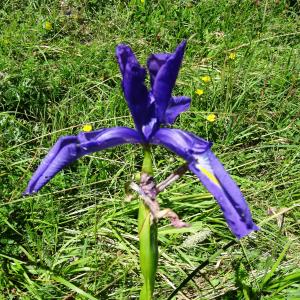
[0,0,300,299]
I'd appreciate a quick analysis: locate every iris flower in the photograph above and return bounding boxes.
[24,41,258,239]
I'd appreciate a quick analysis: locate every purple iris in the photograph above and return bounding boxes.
[24,41,259,239]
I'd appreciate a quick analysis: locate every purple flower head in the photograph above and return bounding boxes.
[24,41,259,239]
[116,40,190,140]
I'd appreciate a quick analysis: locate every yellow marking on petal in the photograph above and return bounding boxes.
[206,113,217,122]
[201,75,211,83]
[195,89,204,95]
[82,124,92,132]
[196,164,220,186]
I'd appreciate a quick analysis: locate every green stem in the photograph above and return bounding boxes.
[141,146,153,175]
[138,147,158,300]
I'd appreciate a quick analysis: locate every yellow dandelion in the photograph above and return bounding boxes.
[206,113,217,122]
[201,75,211,83]
[82,124,93,132]
[228,52,237,60]
[44,21,53,31]
[195,89,204,95]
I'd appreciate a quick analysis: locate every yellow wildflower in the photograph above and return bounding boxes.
[201,75,211,83]
[206,113,217,122]
[141,0,145,3]
[82,124,93,132]
[195,89,204,95]
[44,21,53,31]
[228,52,237,60]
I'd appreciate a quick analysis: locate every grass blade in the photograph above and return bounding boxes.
[52,275,98,300]
[261,240,292,288]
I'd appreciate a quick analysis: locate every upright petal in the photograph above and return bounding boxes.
[116,44,136,77]
[24,127,142,194]
[147,53,171,86]
[164,96,191,125]
[150,128,259,239]
[151,41,187,122]
[116,44,157,140]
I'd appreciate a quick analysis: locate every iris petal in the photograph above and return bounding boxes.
[116,44,138,76]
[150,128,211,160]
[151,128,259,239]
[116,44,157,140]
[147,53,171,87]
[163,96,191,125]
[189,152,259,239]
[24,127,142,194]
[151,40,187,122]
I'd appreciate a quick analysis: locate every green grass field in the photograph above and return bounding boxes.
[1,0,300,299]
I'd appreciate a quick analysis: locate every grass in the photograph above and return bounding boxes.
[1,0,300,299]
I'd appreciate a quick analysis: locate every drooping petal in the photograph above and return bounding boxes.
[150,128,211,161]
[150,128,259,239]
[151,40,187,122]
[189,152,259,239]
[164,96,191,125]
[24,127,142,194]
[116,44,157,140]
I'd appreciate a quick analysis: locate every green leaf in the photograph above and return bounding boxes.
[51,275,98,300]
[261,240,292,288]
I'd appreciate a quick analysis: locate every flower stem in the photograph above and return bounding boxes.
[141,146,153,175]
[138,147,158,300]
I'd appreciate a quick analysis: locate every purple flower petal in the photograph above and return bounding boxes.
[116,44,157,140]
[151,128,259,239]
[189,152,259,239]
[24,127,142,194]
[116,44,138,77]
[163,96,191,125]
[147,53,171,86]
[150,128,211,161]
[151,41,187,122]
